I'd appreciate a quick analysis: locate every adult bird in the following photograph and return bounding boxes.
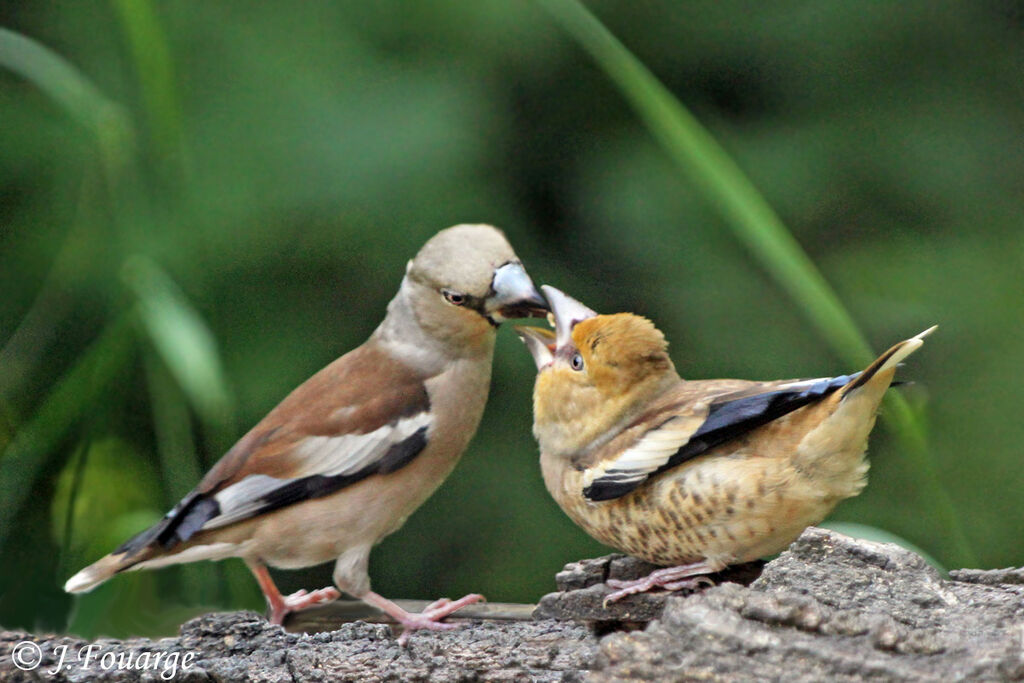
[65,224,549,640]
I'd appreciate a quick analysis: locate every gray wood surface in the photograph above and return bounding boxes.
[283,599,537,633]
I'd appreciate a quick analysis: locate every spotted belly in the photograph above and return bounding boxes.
[544,446,864,567]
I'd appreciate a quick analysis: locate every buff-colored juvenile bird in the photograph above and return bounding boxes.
[65,224,548,640]
[517,286,933,602]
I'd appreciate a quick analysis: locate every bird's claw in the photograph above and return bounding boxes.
[270,586,341,624]
[285,586,341,607]
[602,571,714,607]
[394,593,485,645]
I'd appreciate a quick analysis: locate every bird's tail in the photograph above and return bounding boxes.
[793,326,936,496]
[841,325,937,397]
[63,547,155,593]
[65,489,230,593]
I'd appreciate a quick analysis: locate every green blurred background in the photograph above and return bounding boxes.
[1,1,1021,638]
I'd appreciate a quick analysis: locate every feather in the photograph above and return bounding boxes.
[202,415,432,530]
[583,375,856,501]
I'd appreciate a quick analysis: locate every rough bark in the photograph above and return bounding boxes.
[2,528,1022,682]
[0,615,596,682]
[594,528,1024,682]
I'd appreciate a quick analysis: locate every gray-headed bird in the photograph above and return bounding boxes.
[65,224,548,641]
[517,285,932,603]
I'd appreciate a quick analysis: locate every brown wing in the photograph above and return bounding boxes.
[581,374,858,501]
[115,344,435,557]
[198,344,430,492]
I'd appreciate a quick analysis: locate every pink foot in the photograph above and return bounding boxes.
[603,561,718,606]
[413,593,483,624]
[394,593,485,645]
[361,591,485,645]
[246,560,343,626]
[270,586,341,625]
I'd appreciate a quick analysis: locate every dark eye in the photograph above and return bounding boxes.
[570,352,585,371]
[442,289,465,306]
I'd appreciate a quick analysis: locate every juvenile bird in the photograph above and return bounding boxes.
[517,286,933,602]
[65,224,548,640]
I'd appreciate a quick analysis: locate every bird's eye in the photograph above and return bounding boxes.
[570,352,585,371]
[442,289,466,306]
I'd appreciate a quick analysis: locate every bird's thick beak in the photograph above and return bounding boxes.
[541,285,597,349]
[487,262,549,322]
[514,326,556,370]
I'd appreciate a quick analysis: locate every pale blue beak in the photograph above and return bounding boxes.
[541,285,597,349]
[487,262,549,321]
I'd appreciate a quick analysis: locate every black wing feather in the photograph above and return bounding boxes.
[247,425,429,516]
[663,374,855,470]
[114,494,222,555]
[115,425,430,556]
[583,374,856,502]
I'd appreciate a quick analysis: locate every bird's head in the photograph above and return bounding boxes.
[393,224,548,355]
[515,286,679,457]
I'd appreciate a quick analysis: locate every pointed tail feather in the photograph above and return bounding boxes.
[64,490,226,593]
[63,548,154,593]
[841,325,937,396]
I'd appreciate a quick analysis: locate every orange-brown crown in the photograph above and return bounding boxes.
[531,312,679,457]
[572,314,675,395]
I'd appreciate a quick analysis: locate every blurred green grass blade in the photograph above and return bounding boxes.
[535,0,872,364]
[537,0,977,568]
[56,439,90,588]
[122,256,234,430]
[142,351,219,602]
[143,352,201,500]
[0,26,115,131]
[0,314,135,551]
[110,0,187,172]
[0,27,133,173]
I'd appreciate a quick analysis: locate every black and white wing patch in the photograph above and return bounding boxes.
[116,411,432,557]
[202,411,432,530]
[581,413,706,502]
[582,374,856,501]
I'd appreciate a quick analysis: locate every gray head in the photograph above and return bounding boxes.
[390,224,549,353]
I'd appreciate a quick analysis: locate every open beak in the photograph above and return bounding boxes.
[486,262,550,322]
[514,326,556,370]
[541,285,597,349]
[514,285,598,371]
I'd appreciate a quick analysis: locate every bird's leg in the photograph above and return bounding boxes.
[360,590,485,645]
[603,560,719,606]
[246,560,340,625]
